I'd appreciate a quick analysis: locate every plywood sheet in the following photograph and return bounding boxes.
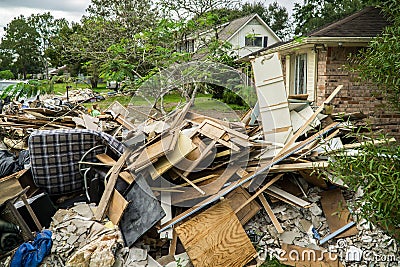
[226,187,261,225]
[175,201,256,267]
[107,189,128,225]
[320,189,358,238]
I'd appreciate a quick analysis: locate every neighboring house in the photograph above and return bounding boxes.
[179,14,281,59]
[253,7,400,138]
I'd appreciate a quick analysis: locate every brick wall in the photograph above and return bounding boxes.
[315,46,400,139]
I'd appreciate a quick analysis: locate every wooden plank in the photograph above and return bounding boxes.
[280,243,344,267]
[96,153,116,165]
[258,194,284,234]
[277,85,343,157]
[94,151,128,221]
[248,122,340,191]
[0,171,24,205]
[172,163,240,205]
[149,133,196,180]
[182,139,217,177]
[226,187,261,225]
[234,174,283,213]
[115,115,135,130]
[119,171,135,184]
[159,123,340,233]
[128,133,176,170]
[320,189,358,238]
[107,189,129,225]
[265,185,311,208]
[169,230,178,255]
[175,201,256,267]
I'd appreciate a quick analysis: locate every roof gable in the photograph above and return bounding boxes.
[307,7,390,37]
[218,14,281,42]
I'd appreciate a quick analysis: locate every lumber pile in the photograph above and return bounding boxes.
[0,58,399,266]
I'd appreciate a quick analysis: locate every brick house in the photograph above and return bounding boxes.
[253,7,400,139]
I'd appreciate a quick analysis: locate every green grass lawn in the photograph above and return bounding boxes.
[52,82,249,112]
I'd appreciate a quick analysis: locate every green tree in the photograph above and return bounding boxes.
[0,15,41,79]
[240,1,291,39]
[28,13,68,78]
[293,0,370,35]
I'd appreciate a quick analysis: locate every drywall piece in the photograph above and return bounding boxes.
[226,186,261,225]
[107,189,129,225]
[252,53,293,158]
[175,201,256,267]
[320,189,358,238]
[119,174,166,247]
[280,243,344,267]
[160,190,173,239]
[105,101,129,118]
[314,137,343,154]
[149,133,196,180]
[82,114,101,131]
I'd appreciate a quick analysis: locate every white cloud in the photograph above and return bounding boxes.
[0,1,90,38]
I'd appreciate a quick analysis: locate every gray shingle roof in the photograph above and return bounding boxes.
[217,14,256,41]
[307,7,390,37]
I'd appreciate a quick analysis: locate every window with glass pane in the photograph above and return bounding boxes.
[245,36,263,47]
[294,54,307,94]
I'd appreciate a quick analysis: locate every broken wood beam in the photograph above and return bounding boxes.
[159,122,340,233]
[94,151,129,221]
[258,194,284,234]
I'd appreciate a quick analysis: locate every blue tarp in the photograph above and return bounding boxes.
[10,230,52,267]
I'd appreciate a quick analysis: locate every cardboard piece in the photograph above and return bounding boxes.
[320,189,358,238]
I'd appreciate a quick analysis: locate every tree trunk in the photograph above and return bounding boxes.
[90,77,98,89]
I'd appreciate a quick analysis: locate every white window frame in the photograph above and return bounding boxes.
[293,53,307,95]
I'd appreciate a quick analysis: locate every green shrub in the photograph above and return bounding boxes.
[0,70,14,79]
[327,131,400,239]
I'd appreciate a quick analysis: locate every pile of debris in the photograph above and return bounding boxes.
[0,54,399,267]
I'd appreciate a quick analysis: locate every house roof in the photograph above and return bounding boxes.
[307,7,390,37]
[217,14,257,41]
[244,6,391,59]
[194,13,281,42]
